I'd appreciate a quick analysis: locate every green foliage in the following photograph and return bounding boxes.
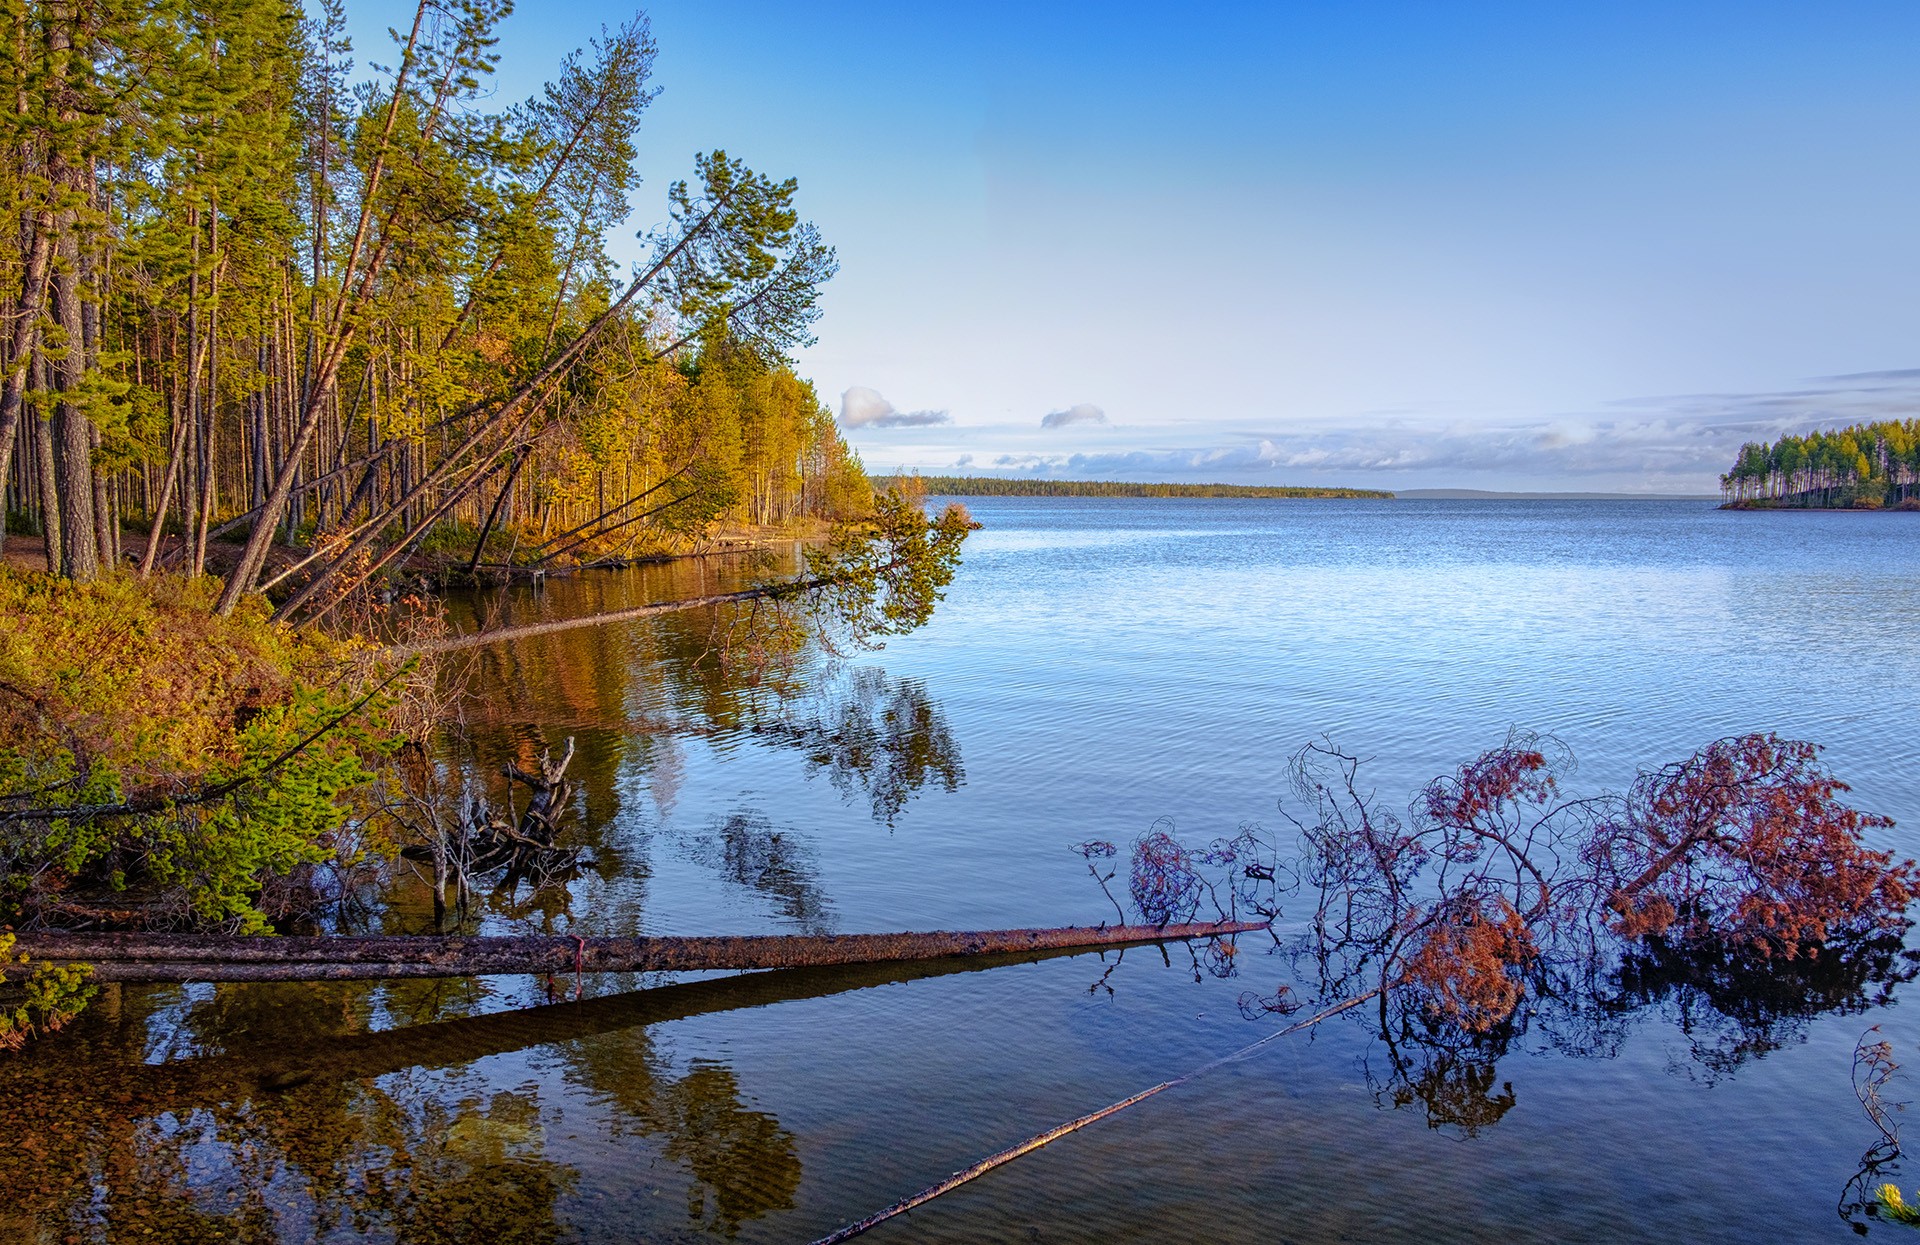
[1879,1184,1920,1226]
[0,568,395,929]
[801,489,977,648]
[0,932,94,1051]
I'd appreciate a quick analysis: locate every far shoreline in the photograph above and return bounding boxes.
[882,475,1722,502]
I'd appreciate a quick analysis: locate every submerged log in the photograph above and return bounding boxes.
[12,920,1266,983]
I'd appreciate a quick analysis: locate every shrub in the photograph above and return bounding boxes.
[0,932,93,1051]
[0,568,398,931]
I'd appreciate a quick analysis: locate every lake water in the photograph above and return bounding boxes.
[6,497,1920,1243]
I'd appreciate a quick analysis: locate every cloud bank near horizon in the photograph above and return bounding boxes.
[839,385,950,428]
[869,369,1920,491]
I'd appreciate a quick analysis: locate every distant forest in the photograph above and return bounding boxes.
[878,475,1393,500]
[1721,421,1920,509]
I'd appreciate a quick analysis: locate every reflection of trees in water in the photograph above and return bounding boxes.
[1377,1045,1516,1136]
[651,1061,798,1236]
[368,1088,575,1245]
[446,579,965,826]
[566,1033,801,1237]
[683,812,835,933]
[0,967,821,1244]
[754,667,964,826]
[1603,931,1918,1081]
[1324,890,1920,1139]
[1344,936,1918,1136]
[2,949,1120,1242]
[421,567,965,931]
[412,657,959,936]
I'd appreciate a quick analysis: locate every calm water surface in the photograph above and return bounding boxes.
[7,498,1920,1243]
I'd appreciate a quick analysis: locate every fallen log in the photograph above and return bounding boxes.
[395,583,819,656]
[11,920,1266,983]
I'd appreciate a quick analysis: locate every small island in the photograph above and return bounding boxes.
[1720,420,1920,509]
[873,475,1393,499]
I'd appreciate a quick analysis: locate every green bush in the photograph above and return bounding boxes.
[0,932,94,1051]
[0,568,398,931]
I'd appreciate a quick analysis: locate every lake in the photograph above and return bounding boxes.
[6,497,1920,1243]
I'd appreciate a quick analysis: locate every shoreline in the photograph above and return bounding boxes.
[0,523,820,594]
[1720,498,1920,512]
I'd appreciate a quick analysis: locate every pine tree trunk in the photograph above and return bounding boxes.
[47,226,98,580]
[12,920,1267,983]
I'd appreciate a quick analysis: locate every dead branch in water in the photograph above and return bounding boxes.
[11,920,1266,983]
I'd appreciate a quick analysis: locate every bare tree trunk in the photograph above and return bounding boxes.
[137,391,188,576]
[90,421,115,566]
[12,920,1266,983]
[465,445,526,574]
[0,217,51,561]
[32,353,60,574]
[47,226,98,580]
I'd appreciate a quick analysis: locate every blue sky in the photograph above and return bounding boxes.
[344,1,1920,491]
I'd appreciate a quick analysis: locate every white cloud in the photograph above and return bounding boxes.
[1040,402,1106,429]
[839,385,951,428]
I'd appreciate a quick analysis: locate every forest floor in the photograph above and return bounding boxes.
[0,519,826,587]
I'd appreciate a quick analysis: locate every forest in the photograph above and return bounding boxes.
[0,0,874,619]
[0,0,983,1018]
[1720,419,1920,508]
[875,475,1392,499]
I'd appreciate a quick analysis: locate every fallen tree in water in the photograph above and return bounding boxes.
[10,919,1264,983]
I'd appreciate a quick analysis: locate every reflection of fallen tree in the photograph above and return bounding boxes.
[15,918,1262,983]
[7,942,1215,1113]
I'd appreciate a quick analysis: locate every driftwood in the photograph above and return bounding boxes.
[398,737,583,916]
[12,919,1266,983]
[395,584,817,656]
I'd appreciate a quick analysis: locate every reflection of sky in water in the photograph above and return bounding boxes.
[8,498,1920,1242]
